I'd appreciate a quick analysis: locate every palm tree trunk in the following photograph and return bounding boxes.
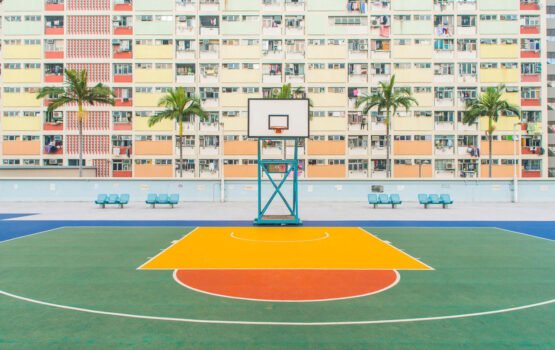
[78,104,84,178]
[489,117,493,178]
[179,115,183,178]
[386,109,391,178]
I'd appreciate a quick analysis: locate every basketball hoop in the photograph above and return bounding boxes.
[271,126,286,134]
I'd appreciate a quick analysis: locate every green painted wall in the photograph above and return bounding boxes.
[392,21,433,35]
[135,0,174,11]
[306,0,345,11]
[223,0,260,11]
[479,21,520,35]
[392,0,433,11]
[306,14,328,35]
[478,0,519,10]
[135,20,174,35]
[3,22,42,36]
[3,0,42,11]
[221,19,260,35]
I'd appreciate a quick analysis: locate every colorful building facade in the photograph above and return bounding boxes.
[0,0,550,179]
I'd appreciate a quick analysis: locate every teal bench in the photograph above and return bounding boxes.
[146,193,180,208]
[368,193,402,209]
[95,194,129,208]
[418,194,453,209]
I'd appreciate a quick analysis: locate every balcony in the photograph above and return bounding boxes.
[113,170,132,178]
[114,74,132,83]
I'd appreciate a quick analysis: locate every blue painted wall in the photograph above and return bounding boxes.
[0,179,553,202]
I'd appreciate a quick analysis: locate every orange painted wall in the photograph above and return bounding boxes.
[306,140,346,156]
[134,141,173,156]
[393,141,432,156]
[2,141,41,155]
[224,164,258,178]
[224,141,258,156]
[479,165,518,178]
[134,164,173,178]
[307,165,346,178]
[394,164,433,178]
[480,141,514,156]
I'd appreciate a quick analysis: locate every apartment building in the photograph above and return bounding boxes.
[548,0,555,177]
[0,0,549,179]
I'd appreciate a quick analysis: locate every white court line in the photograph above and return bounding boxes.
[493,227,555,243]
[1,289,553,326]
[0,227,66,244]
[136,227,200,270]
[357,228,435,271]
[172,269,400,303]
[230,231,330,243]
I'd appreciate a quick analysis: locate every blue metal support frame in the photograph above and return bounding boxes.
[254,137,302,225]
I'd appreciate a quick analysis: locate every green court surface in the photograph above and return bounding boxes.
[1,226,554,349]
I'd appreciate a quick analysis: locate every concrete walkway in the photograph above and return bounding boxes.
[0,201,552,222]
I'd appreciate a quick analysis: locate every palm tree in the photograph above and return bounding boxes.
[148,87,207,178]
[355,76,418,178]
[270,84,313,107]
[37,69,115,177]
[463,84,521,178]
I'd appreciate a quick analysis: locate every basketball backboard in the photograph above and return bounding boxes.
[248,99,310,138]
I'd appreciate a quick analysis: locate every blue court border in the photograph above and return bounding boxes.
[1,217,554,242]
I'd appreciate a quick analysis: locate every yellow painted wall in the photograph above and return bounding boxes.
[392,44,433,59]
[479,116,520,132]
[3,45,41,59]
[306,69,347,83]
[2,93,42,108]
[480,68,519,83]
[3,69,41,83]
[222,117,247,131]
[135,69,173,83]
[221,46,261,59]
[1,117,42,131]
[220,69,261,83]
[395,68,433,83]
[135,45,174,59]
[310,117,347,131]
[305,45,348,59]
[220,93,260,107]
[413,92,434,107]
[134,92,165,107]
[309,93,347,107]
[133,117,174,132]
[480,44,519,59]
[393,117,434,131]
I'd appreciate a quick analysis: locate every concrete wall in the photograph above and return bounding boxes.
[0,179,553,203]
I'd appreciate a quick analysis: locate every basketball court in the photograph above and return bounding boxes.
[1,100,554,349]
